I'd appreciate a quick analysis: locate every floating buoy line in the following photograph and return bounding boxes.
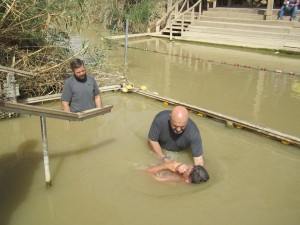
[120,83,300,149]
[125,45,299,77]
[20,82,299,149]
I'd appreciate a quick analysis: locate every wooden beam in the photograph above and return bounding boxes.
[0,65,36,77]
[0,100,113,121]
[19,85,122,104]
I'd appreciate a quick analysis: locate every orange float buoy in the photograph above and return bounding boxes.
[281,140,290,145]
[235,124,243,129]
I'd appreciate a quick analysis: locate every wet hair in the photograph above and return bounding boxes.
[70,58,84,71]
[189,165,209,184]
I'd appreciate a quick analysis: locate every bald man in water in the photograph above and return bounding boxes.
[148,106,204,166]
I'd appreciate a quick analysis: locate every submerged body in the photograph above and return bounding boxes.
[147,161,209,184]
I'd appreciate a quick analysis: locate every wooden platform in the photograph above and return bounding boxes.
[0,101,113,121]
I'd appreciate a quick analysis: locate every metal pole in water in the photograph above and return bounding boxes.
[40,116,52,187]
[124,19,129,67]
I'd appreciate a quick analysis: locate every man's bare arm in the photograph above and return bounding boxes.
[147,161,182,174]
[61,101,71,112]
[148,139,171,161]
[94,95,102,108]
[193,155,204,166]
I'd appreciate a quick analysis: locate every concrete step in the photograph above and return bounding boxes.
[203,7,300,20]
[204,7,300,20]
[206,7,268,14]
[179,32,299,50]
[165,25,189,29]
[159,7,300,52]
[184,27,300,40]
[197,16,295,27]
[190,21,293,34]
[203,11,265,20]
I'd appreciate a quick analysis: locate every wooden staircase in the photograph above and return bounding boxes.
[161,12,197,36]
[154,5,300,52]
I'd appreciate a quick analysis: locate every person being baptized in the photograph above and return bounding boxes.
[147,161,209,184]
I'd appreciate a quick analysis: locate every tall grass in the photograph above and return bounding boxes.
[125,0,163,32]
[94,0,165,33]
[0,0,166,98]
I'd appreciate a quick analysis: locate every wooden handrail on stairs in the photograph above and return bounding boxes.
[169,0,202,40]
[156,0,185,33]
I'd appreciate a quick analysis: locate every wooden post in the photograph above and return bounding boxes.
[167,0,172,11]
[170,22,173,41]
[5,72,19,102]
[181,16,184,34]
[40,116,52,187]
[191,8,195,24]
[124,19,129,67]
[265,0,274,20]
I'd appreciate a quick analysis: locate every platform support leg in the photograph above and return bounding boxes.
[40,116,52,187]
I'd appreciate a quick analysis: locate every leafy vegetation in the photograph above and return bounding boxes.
[0,0,166,99]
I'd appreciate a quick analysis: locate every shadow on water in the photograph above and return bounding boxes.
[0,137,115,225]
[49,138,115,181]
[0,140,40,225]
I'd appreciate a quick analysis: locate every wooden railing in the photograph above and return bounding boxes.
[156,0,218,35]
[169,0,202,40]
[156,0,185,33]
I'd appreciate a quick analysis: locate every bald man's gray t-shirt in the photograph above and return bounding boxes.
[148,110,203,157]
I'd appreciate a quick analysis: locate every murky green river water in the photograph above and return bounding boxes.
[0,36,300,225]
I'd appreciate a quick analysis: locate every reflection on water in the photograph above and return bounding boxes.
[121,38,300,136]
[292,81,300,99]
[0,92,300,225]
[1,36,300,225]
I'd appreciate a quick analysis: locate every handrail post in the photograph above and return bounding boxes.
[167,0,172,11]
[191,8,195,24]
[265,0,274,20]
[170,21,173,41]
[181,15,184,33]
[199,1,202,17]
[156,24,159,33]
